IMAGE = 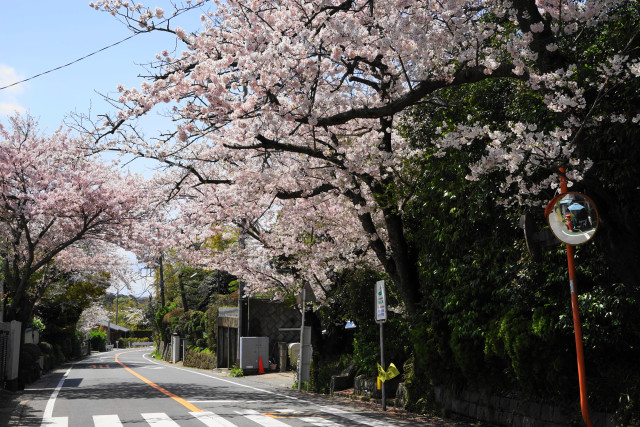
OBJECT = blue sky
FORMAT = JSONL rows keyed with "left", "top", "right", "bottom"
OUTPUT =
{"left": 0, "top": 1, "right": 205, "bottom": 135}
{"left": 0, "top": 1, "right": 211, "bottom": 296}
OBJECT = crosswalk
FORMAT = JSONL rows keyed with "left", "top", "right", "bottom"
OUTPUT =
{"left": 42, "top": 407, "right": 397, "bottom": 427}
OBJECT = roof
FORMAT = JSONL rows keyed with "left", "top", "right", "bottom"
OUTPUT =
{"left": 218, "top": 307, "right": 239, "bottom": 318}
{"left": 96, "top": 322, "right": 130, "bottom": 332}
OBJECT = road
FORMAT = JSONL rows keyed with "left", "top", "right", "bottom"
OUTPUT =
{"left": 11, "top": 349, "right": 453, "bottom": 427}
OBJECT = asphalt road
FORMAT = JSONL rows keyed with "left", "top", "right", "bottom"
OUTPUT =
{"left": 6, "top": 349, "right": 467, "bottom": 426}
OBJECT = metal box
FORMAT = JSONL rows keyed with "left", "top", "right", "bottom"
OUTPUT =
{"left": 239, "top": 337, "right": 269, "bottom": 370}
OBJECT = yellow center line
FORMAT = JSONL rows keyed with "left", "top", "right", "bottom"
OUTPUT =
{"left": 115, "top": 352, "right": 202, "bottom": 413}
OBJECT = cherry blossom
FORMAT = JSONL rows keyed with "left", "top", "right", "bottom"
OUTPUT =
{"left": 86, "top": 0, "right": 640, "bottom": 316}
{"left": 0, "top": 114, "right": 154, "bottom": 326}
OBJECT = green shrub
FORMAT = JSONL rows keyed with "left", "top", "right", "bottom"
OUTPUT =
{"left": 39, "top": 341, "right": 53, "bottom": 355}
{"left": 229, "top": 365, "right": 244, "bottom": 377}
{"left": 53, "top": 344, "right": 65, "bottom": 365}
{"left": 89, "top": 330, "right": 107, "bottom": 352}
{"left": 155, "top": 304, "right": 177, "bottom": 343}
{"left": 183, "top": 346, "right": 217, "bottom": 370}
{"left": 20, "top": 343, "right": 42, "bottom": 384}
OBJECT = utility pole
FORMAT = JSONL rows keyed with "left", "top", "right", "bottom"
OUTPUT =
{"left": 115, "top": 288, "right": 119, "bottom": 325}
{"left": 178, "top": 271, "right": 189, "bottom": 311}
{"left": 0, "top": 256, "right": 5, "bottom": 322}
{"left": 298, "top": 284, "right": 306, "bottom": 392}
{"left": 158, "top": 255, "right": 165, "bottom": 308}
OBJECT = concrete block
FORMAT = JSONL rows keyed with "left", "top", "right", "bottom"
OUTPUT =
{"left": 540, "top": 404, "right": 554, "bottom": 421}
{"left": 450, "top": 399, "right": 469, "bottom": 415}
{"left": 433, "top": 386, "right": 442, "bottom": 402}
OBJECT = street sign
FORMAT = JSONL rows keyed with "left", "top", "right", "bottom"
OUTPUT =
{"left": 375, "top": 280, "right": 387, "bottom": 322}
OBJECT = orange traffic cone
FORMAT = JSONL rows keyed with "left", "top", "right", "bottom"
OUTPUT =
{"left": 258, "top": 356, "right": 265, "bottom": 374}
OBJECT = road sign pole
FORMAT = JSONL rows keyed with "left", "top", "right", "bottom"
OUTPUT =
{"left": 375, "top": 280, "right": 387, "bottom": 411}
{"left": 379, "top": 320, "right": 386, "bottom": 411}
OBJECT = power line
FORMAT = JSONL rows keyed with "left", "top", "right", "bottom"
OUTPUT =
{"left": 0, "top": 33, "right": 140, "bottom": 91}
{"left": 0, "top": 3, "right": 205, "bottom": 92}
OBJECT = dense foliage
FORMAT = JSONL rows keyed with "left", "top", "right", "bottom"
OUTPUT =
{"left": 89, "top": 330, "right": 107, "bottom": 353}
{"left": 399, "top": 75, "right": 640, "bottom": 422}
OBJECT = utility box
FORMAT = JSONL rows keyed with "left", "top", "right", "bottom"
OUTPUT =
{"left": 239, "top": 337, "right": 269, "bottom": 371}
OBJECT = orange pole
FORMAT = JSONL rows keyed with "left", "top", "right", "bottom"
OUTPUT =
{"left": 559, "top": 169, "right": 594, "bottom": 427}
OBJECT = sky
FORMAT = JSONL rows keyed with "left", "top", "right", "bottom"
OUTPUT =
{"left": 0, "top": 1, "right": 211, "bottom": 297}
{"left": 0, "top": 1, "right": 208, "bottom": 135}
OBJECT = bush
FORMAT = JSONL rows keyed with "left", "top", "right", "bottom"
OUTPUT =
{"left": 53, "top": 344, "right": 65, "bottom": 366}
{"left": 72, "top": 330, "right": 85, "bottom": 359}
{"left": 89, "top": 330, "right": 107, "bottom": 352}
{"left": 229, "top": 365, "right": 244, "bottom": 377}
{"left": 183, "top": 346, "right": 217, "bottom": 370}
{"left": 155, "top": 304, "right": 177, "bottom": 343}
{"left": 39, "top": 341, "right": 53, "bottom": 355}
{"left": 20, "top": 343, "right": 42, "bottom": 384}
{"left": 130, "top": 329, "right": 153, "bottom": 340}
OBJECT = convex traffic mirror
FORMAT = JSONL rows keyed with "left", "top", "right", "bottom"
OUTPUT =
{"left": 546, "top": 192, "right": 599, "bottom": 245}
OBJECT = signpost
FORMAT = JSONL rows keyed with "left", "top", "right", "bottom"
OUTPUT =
{"left": 375, "top": 280, "right": 387, "bottom": 411}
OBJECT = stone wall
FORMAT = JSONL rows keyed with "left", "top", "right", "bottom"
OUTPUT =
{"left": 394, "top": 382, "right": 615, "bottom": 427}
{"left": 352, "top": 374, "right": 402, "bottom": 400}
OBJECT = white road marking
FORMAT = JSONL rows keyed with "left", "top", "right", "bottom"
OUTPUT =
{"left": 317, "top": 406, "right": 397, "bottom": 427}
{"left": 300, "top": 417, "right": 344, "bottom": 426}
{"left": 93, "top": 414, "right": 123, "bottom": 426}
{"left": 41, "top": 366, "right": 72, "bottom": 427}
{"left": 190, "top": 411, "right": 239, "bottom": 427}
{"left": 141, "top": 353, "right": 288, "bottom": 396}
{"left": 235, "top": 409, "right": 291, "bottom": 426}
{"left": 40, "top": 417, "right": 68, "bottom": 426}
{"left": 132, "top": 352, "right": 397, "bottom": 427}
{"left": 142, "top": 412, "right": 181, "bottom": 426}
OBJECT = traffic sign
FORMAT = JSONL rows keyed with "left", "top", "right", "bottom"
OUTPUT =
{"left": 375, "top": 280, "right": 387, "bottom": 322}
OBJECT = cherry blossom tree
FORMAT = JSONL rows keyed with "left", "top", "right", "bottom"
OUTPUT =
{"left": 0, "top": 114, "right": 151, "bottom": 333}
{"left": 86, "top": 0, "right": 640, "bottom": 316}
{"left": 78, "top": 301, "right": 110, "bottom": 333}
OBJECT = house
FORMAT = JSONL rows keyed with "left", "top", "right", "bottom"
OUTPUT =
{"left": 95, "top": 322, "right": 130, "bottom": 346}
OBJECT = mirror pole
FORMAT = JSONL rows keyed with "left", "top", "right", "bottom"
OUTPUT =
{"left": 559, "top": 168, "right": 594, "bottom": 427}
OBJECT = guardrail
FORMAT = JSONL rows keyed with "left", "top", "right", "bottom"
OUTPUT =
{"left": 131, "top": 342, "right": 154, "bottom": 347}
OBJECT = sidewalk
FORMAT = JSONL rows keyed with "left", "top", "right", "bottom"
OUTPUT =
{"left": 0, "top": 366, "right": 69, "bottom": 427}
{"left": 212, "top": 367, "right": 298, "bottom": 389}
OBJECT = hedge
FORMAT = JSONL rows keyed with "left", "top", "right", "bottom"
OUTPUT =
{"left": 183, "top": 347, "right": 217, "bottom": 370}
